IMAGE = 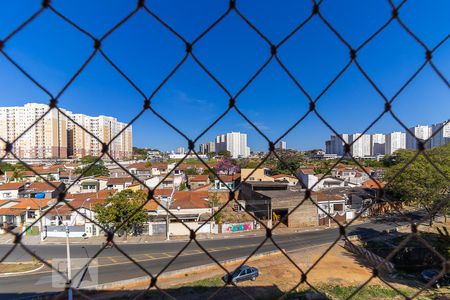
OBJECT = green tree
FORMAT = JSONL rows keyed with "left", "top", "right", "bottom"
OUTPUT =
{"left": 10, "top": 169, "right": 24, "bottom": 182}
{"left": 184, "top": 168, "right": 199, "bottom": 175}
{"left": 384, "top": 144, "right": 450, "bottom": 225}
{"left": 76, "top": 156, "right": 109, "bottom": 177}
{"left": 218, "top": 150, "right": 231, "bottom": 158}
{"left": 179, "top": 182, "right": 187, "bottom": 191}
{"left": 94, "top": 190, "right": 148, "bottom": 236}
{"left": 209, "top": 192, "right": 223, "bottom": 224}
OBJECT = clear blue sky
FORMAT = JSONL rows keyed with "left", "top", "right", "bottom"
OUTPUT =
{"left": 1, "top": 0, "right": 449, "bottom": 151}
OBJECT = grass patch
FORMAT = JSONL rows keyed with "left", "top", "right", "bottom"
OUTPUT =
{"left": 0, "top": 262, "right": 42, "bottom": 274}
{"left": 289, "top": 284, "right": 416, "bottom": 300}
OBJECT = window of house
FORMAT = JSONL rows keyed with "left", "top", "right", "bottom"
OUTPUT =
{"left": 27, "top": 211, "right": 36, "bottom": 218}
{"left": 334, "top": 204, "right": 344, "bottom": 211}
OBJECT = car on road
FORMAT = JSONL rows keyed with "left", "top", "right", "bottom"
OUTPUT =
{"left": 222, "top": 265, "right": 259, "bottom": 284}
{"left": 420, "top": 269, "right": 450, "bottom": 288}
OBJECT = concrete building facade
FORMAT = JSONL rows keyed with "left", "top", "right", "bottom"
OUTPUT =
{"left": 0, "top": 103, "right": 132, "bottom": 159}
{"left": 385, "top": 132, "right": 406, "bottom": 155}
{"left": 325, "top": 134, "right": 349, "bottom": 156}
{"left": 406, "top": 125, "right": 432, "bottom": 149}
{"left": 215, "top": 132, "right": 250, "bottom": 158}
{"left": 371, "top": 134, "right": 386, "bottom": 155}
{"left": 431, "top": 121, "right": 450, "bottom": 148}
{"left": 349, "top": 133, "right": 371, "bottom": 158}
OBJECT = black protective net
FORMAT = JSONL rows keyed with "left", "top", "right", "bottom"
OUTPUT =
{"left": 0, "top": 0, "right": 449, "bottom": 299}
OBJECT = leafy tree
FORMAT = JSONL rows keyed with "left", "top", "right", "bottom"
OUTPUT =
{"left": 209, "top": 192, "right": 223, "bottom": 224}
{"left": 179, "top": 182, "right": 187, "bottom": 191}
{"left": 76, "top": 156, "right": 109, "bottom": 177}
{"left": 184, "top": 168, "right": 199, "bottom": 175}
{"left": 384, "top": 144, "right": 450, "bottom": 225}
{"left": 207, "top": 151, "right": 216, "bottom": 159}
{"left": 10, "top": 169, "right": 24, "bottom": 182}
{"left": 94, "top": 190, "right": 148, "bottom": 236}
{"left": 0, "top": 162, "right": 15, "bottom": 174}
{"left": 217, "top": 150, "right": 231, "bottom": 158}
{"left": 80, "top": 155, "right": 99, "bottom": 165}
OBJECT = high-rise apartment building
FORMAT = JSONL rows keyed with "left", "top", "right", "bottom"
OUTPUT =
{"left": 278, "top": 141, "right": 287, "bottom": 150}
{"left": 325, "top": 134, "right": 349, "bottom": 156}
{"left": 0, "top": 103, "right": 132, "bottom": 159}
{"left": 431, "top": 121, "right": 450, "bottom": 148}
{"left": 0, "top": 103, "right": 67, "bottom": 159}
{"left": 199, "top": 141, "right": 215, "bottom": 155}
{"left": 406, "top": 125, "right": 432, "bottom": 149}
{"left": 371, "top": 134, "right": 386, "bottom": 155}
{"left": 385, "top": 132, "right": 406, "bottom": 155}
{"left": 67, "top": 114, "right": 132, "bottom": 159}
{"left": 215, "top": 132, "right": 250, "bottom": 158}
{"left": 349, "top": 133, "right": 371, "bottom": 158}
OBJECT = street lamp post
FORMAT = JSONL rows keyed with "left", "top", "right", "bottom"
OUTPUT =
{"left": 65, "top": 225, "right": 72, "bottom": 300}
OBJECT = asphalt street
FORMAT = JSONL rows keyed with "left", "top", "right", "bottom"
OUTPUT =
{"left": 0, "top": 217, "right": 412, "bottom": 299}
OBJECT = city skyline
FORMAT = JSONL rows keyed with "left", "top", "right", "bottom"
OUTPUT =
{"left": 325, "top": 121, "right": 449, "bottom": 157}
{"left": 1, "top": 1, "right": 448, "bottom": 151}
{"left": 0, "top": 103, "right": 132, "bottom": 159}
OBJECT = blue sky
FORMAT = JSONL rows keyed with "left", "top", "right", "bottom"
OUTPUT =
{"left": 1, "top": 0, "right": 449, "bottom": 151}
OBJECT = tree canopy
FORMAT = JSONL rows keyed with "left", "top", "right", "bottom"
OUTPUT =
{"left": 384, "top": 144, "right": 450, "bottom": 222}
{"left": 94, "top": 190, "right": 148, "bottom": 236}
{"left": 76, "top": 156, "right": 109, "bottom": 177}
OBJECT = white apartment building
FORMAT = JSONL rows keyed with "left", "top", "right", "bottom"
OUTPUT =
{"left": 385, "top": 132, "right": 406, "bottom": 155}
{"left": 0, "top": 103, "right": 68, "bottom": 159}
{"left": 199, "top": 141, "right": 215, "bottom": 155}
{"left": 215, "top": 132, "right": 250, "bottom": 158}
{"left": 371, "top": 134, "right": 386, "bottom": 155}
{"left": 278, "top": 141, "right": 287, "bottom": 150}
{"left": 66, "top": 113, "right": 132, "bottom": 159}
{"left": 325, "top": 134, "right": 349, "bottom": 156}
{"left": 431, "top": 121, "right": 450, "bottom": 148}
{"left": 349, "top": 133, "right": 371, "bottom": 158}
{"left": 0, "top": 103, "right": 132, "bottom": 159}
{"left": 406, "top": 125, "right": 432, "bottom": 149}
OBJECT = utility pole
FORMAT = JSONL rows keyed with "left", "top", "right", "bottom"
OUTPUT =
{"left": 328, "top": 199, "right": 331, "bottom": 228}
{"left": 165, "top": 184, "right": 177, "bottom": 240}
{"left": 39, "top": 198, "right": 43, "bottom": 241}
{"left": 65, "top": 225, "right": 73, "bottom": 300}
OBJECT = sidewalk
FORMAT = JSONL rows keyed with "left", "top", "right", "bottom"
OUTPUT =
{"left": 0, "top": 221, "right": 349, "bottom": 246}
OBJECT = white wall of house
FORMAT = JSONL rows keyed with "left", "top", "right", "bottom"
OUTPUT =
{"left": 0, "top": 189, "right": 20, "bottom": 199}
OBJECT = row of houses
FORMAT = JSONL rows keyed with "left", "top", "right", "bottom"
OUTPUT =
{"left": 0, "top": 160, "right": 385, "bottom": 237}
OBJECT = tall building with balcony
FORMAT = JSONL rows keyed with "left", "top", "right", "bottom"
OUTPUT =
{"left": 349, "top": 133, "right": 371, "bottom": 158}
{"left": 431, "top": 121, "right": 450, "bottom": 148}
{"left": 325, "top": 134, "right": 349, "bottom": 156}
{"left": 0, "top": 103, "right": 67, "bottom": 159}
{"left": 406, "top": 125, "right": 432, "bottom": 149}
{"left": 215, "top": 132, "right": 250, "bottom": 158}
{"left": 371, "top": 134, "right": 386, "bottom": 155}
{"left": 199, "top": 141, "right": 215, "bottom": 155}
{"left": 385, "top": 132, "right": 406, "bottom": 155}
{"left": 0, "top": 103, "right": 132, "bottom": 159}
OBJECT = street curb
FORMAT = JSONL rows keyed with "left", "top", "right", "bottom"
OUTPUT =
{"left": 0, "top": 263, "right": 44, "bottom": 277}
{"left": 85, "top": 249, "right": 281, "bottom": 290}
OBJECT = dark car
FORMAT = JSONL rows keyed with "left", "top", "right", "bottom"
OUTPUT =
{"left": 222, "top": 265, "right": 259, "bottom": 284}
{"left": 421, "top": 269, "right": 450, "bottom": 288}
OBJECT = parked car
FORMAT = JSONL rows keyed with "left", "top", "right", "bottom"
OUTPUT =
{"left": 421, "top": 269, "right": 450, "bottom": 288}
{"left": 222, "top": 265, "right": 259, "bottom": 284}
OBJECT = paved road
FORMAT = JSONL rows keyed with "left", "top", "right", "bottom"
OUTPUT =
{"left": 0, "top": 217, "right": 411, "bottom": 299}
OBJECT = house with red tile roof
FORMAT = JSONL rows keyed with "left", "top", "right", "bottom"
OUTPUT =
{"left": 0, "top": 198, "right": 54, "bottom": 229}
{"left": 187, "top": 175, "right": 210, "bottom": 190}
{"left": 0, "top": 182, "right": 27, "bottom": 199}
{"left": 22, "top": 181, "right": 66, "bottom": 199}
{"left": 271, "top": 174, "right": 299, "bottom": 186}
